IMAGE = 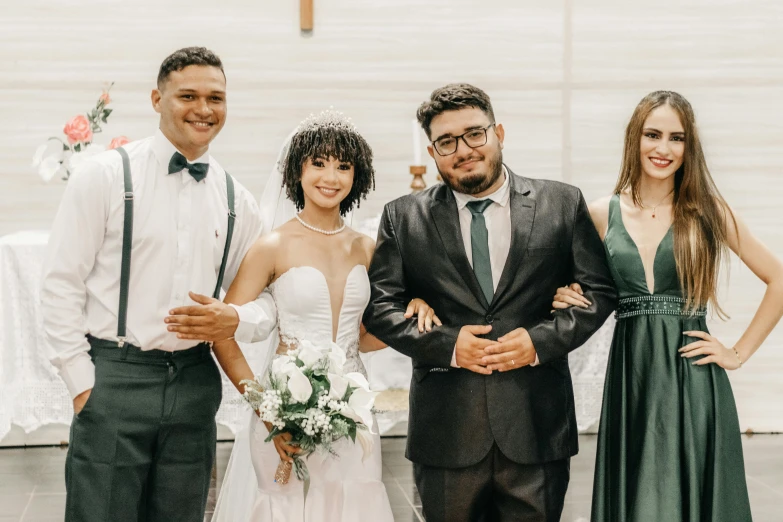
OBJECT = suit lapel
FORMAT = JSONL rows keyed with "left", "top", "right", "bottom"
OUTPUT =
{"left": 493, "top": 172, "right": 535, "bottom": 306}
{"left": 430, "top": 187, "right": 490, "bottom": 309}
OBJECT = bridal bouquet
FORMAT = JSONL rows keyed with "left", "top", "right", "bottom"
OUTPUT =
{"left": 32, "top": 82, "right": 130, "bottom": 182}
{"left": 240, "top": 339, "right": 377, "bottom": 487}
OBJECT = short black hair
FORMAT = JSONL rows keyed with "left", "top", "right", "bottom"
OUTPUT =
{"left": 281, "top": 125, "right": 375, "bottom": 216}
{"left": 157, "top": 47, "right": 225, "bottom": 88}
{"left": 416, "top": 83, "right": 496, "bottom": 139}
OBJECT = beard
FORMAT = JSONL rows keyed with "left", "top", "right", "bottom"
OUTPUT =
{"left": 437, "top": 148, "right": 503, "bottom": 195}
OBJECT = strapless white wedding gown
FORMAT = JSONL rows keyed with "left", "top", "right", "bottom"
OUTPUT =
{"left": 216, "top": 265, "right": 394, "bottom": 522}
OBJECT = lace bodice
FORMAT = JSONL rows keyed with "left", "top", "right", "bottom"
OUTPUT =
{"left": 268, "top": 265, "right": 370, "bottom": 376}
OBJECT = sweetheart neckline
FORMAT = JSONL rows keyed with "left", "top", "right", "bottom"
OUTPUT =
{"left": 270, "top": 264, "right": 367, "bottom": 343}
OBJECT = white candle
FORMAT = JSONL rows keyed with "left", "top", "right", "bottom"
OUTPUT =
{"left": 412, "top": 119, "right": 422, "bottom": 166}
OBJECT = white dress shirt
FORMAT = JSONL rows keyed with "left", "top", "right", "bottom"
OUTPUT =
{"left": 450, "top": 168, "right": 538, "bottom": 367}
{"left": 452, "top": 168, "right": 512, "bottom": 291}
{"left": 42, "top": 130, "right": 275, "bottom": 398}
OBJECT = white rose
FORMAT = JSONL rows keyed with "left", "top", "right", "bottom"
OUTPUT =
{"left": 347, "top": 387, "right": 377, "bottom": 428}
{"left": 287, "top": 366, "right": 313, "bottom": 404}
{"left": 298, "top": 342, "right": 325, "bottom": 369}
{"left": 33, "top": 139, "right": 64, "bottom": 166}
{"left": 328, "top": 342, "right": 347, "bottom": 372}
{"left": 32, "top": 143, "right": 48, "bottom": 167}
{"left": 340, "top": 404, "right": 362, "bottom": 425}
{"left": 345, "top": 372, "right": 371, "bottom": 392}
{"left": 33, "top": 140, "right": 66, "bottom": 182}
{"left": 271, "top": 355, "right": 297, "bottom": 382}
{"left": 328, "top": 373, "right": 349, "bottom": 400}
{"left": 38, "top": 157, "right": 63, "bottom": 182}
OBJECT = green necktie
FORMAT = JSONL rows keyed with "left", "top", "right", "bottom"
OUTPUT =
{"left": 466, "top": 199, "right": 494, "bottom": 304}
{"left": 168, "top": 151, "right": 209, "bottom": 182}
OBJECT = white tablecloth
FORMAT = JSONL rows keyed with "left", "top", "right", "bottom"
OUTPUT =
{"left": 0, "top": 228, "right": 613, "bottom": 443}
{"left": 0, "top": 230, "right": 263, "bottom": 441}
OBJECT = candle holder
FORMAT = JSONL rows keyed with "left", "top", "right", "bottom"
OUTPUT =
{"left": 409, "top": 165, "right": 427, "bottom": 192}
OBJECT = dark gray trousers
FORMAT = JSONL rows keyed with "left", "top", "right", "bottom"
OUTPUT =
{"left": 414, "top": 444, "right": 570, "bottom": 522}
{"left": 64, "top": 338, "right": 222, "bottom": 522}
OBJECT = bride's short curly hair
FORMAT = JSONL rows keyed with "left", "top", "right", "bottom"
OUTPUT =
{"left": 281, "top": 124, "right": 375, "bottom": 216}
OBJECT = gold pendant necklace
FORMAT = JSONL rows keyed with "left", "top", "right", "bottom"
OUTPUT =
{"left": 640, "top": 188, "right": 674, "bottom": 219}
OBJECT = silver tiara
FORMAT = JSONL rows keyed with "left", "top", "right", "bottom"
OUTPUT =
{"left": 295, "top": 107, "right": 358, "bottom": 134}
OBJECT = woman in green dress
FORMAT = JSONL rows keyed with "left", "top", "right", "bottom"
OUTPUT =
{"left": 554, "top": 90, "right": 783, "bottom": 521}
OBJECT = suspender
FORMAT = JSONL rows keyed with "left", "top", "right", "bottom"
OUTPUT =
{"left": 214, "top": 174, "right": 236, "bottom": 299}
{"left": 114, "top": 147, "right": 236, "bottom": 347}
{"left": 116, "top": 147, "right": 134, "bottom": 348}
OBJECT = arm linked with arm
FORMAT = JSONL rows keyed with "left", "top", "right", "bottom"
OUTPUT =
{"left": 220, "top": 182, "right": 277, "bottom": 344}
{"left": 527, "top": 190, "right": 617, "bottom": 364}
{"left": 362, "top": 205, "right": 459, "bottom": 367}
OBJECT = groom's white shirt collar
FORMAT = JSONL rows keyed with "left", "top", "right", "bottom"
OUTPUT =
{"left": 151, "top": 129, "right": 211, "bottom": 175}
{"left": 451, "top": 166, "right": 510, "bottom": 209}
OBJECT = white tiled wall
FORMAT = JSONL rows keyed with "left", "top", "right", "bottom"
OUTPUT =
{"left": 1, "top": 0, "right": 781, "bottom": 430}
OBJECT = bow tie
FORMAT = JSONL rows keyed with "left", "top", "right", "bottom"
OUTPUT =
{"left": 168, "top": 152, "right": 209, "bottom": 182}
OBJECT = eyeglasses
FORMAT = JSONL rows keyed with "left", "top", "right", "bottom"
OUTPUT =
{"left": 431, "top": 124, "right": 496, "bottom": 156}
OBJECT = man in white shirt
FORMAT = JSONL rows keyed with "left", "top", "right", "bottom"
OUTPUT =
{"left": 41, "top": 47, "right": 273, "bottom": 522}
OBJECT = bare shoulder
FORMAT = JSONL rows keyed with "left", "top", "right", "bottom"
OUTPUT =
{"left": 588, "top": 195, "right": 612, "bottom": 221}
{"left": 247, "top": 228, "right": 283, "bottom": 258}
{"left": 231, "top": 229, "right": 281, "bottom": 291}
{"left": 588, "top": 195, "right": 613, "bottom": 239}
{"left": 345, "top": 227, "right": 376, "bottom": 265}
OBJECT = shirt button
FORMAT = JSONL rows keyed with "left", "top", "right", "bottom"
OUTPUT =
{"left": 485, "top": 314, "right": 494, "bottom": 323}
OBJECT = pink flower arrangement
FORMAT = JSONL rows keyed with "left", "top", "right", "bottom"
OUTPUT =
{"left": 63, "top": 115, "right": 93, "bottom": 145}
{"left": 108, "top": 136, "right": 130, "bottom": 150}
{"left": 33, "top": 82, "right": 131, "bottom": 181}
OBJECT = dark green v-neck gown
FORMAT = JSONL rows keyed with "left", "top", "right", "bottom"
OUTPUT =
{"left": 591, "top": 195, "right": 752, "bottom": 521}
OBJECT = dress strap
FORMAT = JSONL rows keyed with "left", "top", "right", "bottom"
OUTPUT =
{"left": 114, "top": 147, "right": 134, "bottom": 347}
{"left": 607, "top": 194, "right": 622, "bottom": 228}
{"left": 213, "top": 171, "right": 236, "bottom": 299}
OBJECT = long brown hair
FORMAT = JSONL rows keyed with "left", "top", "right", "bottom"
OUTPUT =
{"left": 614, "top": 90, "right": 735, "bottom": 316}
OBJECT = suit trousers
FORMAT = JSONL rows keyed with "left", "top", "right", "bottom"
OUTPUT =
{"left": 414, "top": 443, "right": 570, "bottom": 522}
{"left": 64, "top": 338, "right": 222, "bottom": 522}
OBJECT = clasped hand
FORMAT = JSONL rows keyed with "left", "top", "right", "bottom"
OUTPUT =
{"left": 455, "top": 325, "right": 537, "bottom": 375}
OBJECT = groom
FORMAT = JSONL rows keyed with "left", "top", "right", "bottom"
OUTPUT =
{"left": 363, "top": 84, "right": 616, "bottom": 521}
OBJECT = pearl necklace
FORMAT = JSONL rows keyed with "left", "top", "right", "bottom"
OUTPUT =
{"left": 295, "top": 213, "right": 346, "bottom": 235}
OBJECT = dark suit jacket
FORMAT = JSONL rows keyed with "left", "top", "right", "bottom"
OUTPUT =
{"left": 363, "top": 169, "right": 616, "bottom": 468}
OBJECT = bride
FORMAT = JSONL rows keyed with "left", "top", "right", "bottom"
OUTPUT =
{"left": 211, "top": 110, "right": 437, "bottom": 521}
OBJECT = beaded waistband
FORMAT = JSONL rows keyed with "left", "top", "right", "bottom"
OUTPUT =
{"left": 615, "top": 295, "right": 707, "bottom": 320}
